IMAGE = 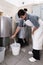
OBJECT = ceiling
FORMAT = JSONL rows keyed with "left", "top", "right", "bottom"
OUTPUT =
{"left": 5, "top": 0, "right": 43, "bottom": 7}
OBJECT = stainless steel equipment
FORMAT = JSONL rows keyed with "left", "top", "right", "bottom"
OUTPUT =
{"left": 0, "top": 16, "right": 12, "bottom": 37}
{"left": 0, "top": 16, "right": 12, "bottom": 47}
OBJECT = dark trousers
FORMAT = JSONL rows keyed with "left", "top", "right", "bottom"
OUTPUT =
{"left": 17, "top": 38, "right": 28, "bottom": 47}
{"left": 0, "top": 38, "right": 3, "bottom": 46}
{"left": 33, "top": 49, "right": 40, "bottom": 60}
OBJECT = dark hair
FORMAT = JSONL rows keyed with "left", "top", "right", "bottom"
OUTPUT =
{"left": 24, "top": 8, "right": 27, "bottom": 12}
{"left": 18, "top": 9, "right": 26, "bottom": 18}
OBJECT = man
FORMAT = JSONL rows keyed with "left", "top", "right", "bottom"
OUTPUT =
{"left": 11, "top": 9, "right": 28, "bottom": 47}
{"left": 11, "top": 9, "right": 43, "bottom": 62}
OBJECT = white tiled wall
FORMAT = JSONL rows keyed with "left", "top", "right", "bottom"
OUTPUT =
{"left": 32, "top": 4, "right": 43, "bottom": 20}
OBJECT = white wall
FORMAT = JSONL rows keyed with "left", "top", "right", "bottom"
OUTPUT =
{"left": 18, "top": 5, "right": 32, "bottom": 14}
{"left": 32, "top": 4, "right": 43, "bottom": 20}
{"left": 0, "top": 0, "right": 18, "bottom": 17}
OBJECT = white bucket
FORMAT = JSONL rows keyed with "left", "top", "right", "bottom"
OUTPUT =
{"left": 0, "top": 47, "right": 5, "bottom": 63}
{"left": 10, "top": 42, "right": 20, "bottom": 56}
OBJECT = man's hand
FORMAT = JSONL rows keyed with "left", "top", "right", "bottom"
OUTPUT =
{"left": 10, "top": 35, "right": 15, "bottom": 39}
{"left": 32, "top": 31, "right": 34, "bottom": 34}
{"left": 32, "top": 27, "right": 38, "bottom": 34}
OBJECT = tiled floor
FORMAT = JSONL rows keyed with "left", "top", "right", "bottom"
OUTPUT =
{"left": 0, "top": 44, "right": 43, "bottom": 65}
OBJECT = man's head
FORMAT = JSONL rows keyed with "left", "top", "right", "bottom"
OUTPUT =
{"left": 18, "top": 9, "right": 26, "bottom": 20}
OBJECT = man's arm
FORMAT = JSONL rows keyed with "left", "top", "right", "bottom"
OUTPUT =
{"left": 32, "top": 18, "right": 43, "bottom": 34}
{"left": 11, "top": 27, "right": 21, "bottom": 39}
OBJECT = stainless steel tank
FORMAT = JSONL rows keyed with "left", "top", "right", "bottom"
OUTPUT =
{"left": 0, "top": 16, "right": 12, "bottom": 37}
{"left": 0, "top": 16, "right": 12, "bottom": 47}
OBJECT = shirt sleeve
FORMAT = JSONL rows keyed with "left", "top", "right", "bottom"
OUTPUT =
{"left": 24, "top": 20, "right": 34, "bottom": 27}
